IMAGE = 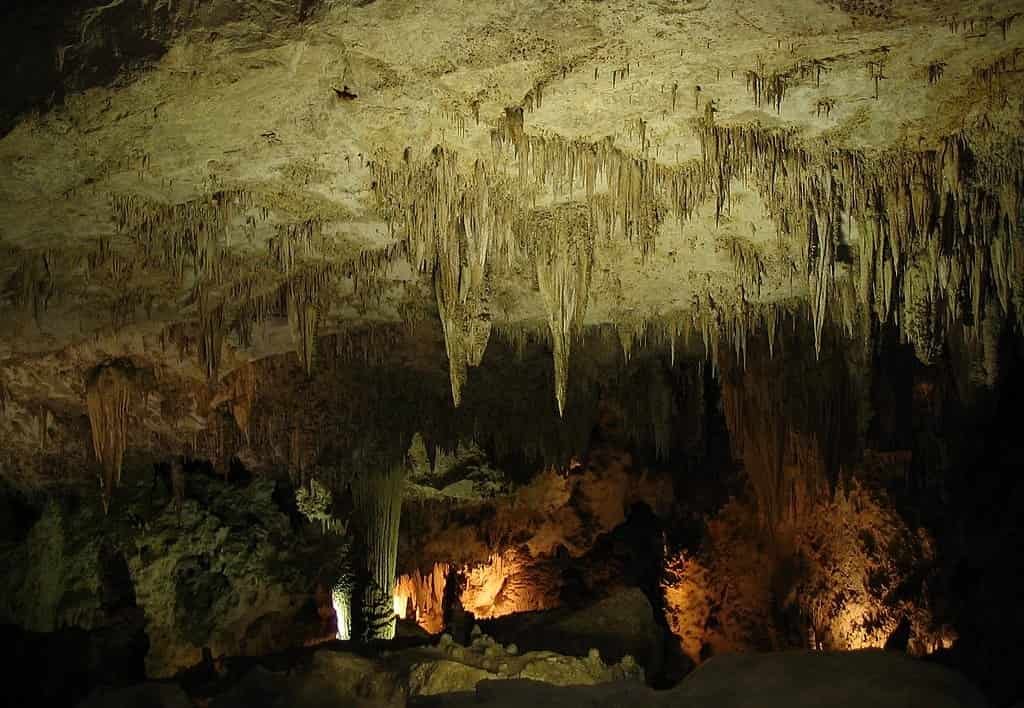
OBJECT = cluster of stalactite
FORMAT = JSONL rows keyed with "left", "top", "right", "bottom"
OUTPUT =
{"left": 101, "top": 185, "right": 408, "bottom": 384}
{"left": 228, "top": 242, "right": 405, "bottom": 356}
{"left": 3, "top": 251, "right": 54, "bottom": 325}
{"left": 745, "top": 67, "right": 788, "bottom": 113}
{"left": 973, "top": 48, "right": 1023, "bottom": 106}
{"left": 696, "top": 114, "right": 1024, "bottom": 362}
{"left": 370, "top": 148, "right": 517, "bottom": 403}
{"left": 717, "top": 314, "right": 866, "bottom": 525}
{"left": 371, "top": 147, "right": 517, "bottom": 276}
{"left": 487, "top": 129, "right": 699, "bottom": 256}
{"left": 269, "top": 219, "right": 323, "bottom": 274}
{"left": 369, "top": 129, "right": 726, "bottom": 409}
{"left": 85, "top": 361, "right": 136, "bottom": 513}
{"left": 494, "top": 89, "right": 1023, "bottom": 370}
{"left": 23, "top": 51, "right": 1010, "bottom": 483}
{"left": 721, "top": 235, "right": 768, "bottom": 299}
{"left": 110, "top": 189, "right": 262, "bottom": 282}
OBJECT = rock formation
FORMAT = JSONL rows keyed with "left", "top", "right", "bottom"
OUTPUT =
{"left": 2, "top": 1, "right": 1024, "bottom": 705}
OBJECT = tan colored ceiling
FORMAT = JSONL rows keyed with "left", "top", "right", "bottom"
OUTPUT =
{"left": 0, "top": 0, "right": 1022, "bottom": 493}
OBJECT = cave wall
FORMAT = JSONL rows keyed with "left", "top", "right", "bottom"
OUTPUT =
{"left": 0, "top": 466, "right": 342, "bottom": 679}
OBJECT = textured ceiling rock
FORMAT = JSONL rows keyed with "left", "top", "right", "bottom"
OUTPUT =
{"left": 1, "top": 0, "right": 1023, "bottom": 494}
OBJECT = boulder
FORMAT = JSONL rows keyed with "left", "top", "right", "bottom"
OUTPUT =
{"left": 409, "top": 650, "right": 988, "bottom": 708}
{"left": 408, "top": 660, "right": 493, "bottom": 696}
{"left": 482, "top": 588, "right": 664, "bottom": 676}
{"left": 672, "top": 650, "right": 988, "bottom": 708}
{"left": 210, "top": 651, "right": 405, "bottom": 708}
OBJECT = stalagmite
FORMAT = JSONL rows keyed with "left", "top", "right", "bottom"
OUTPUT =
{"left": 332, "top": 581, "right": 354, "bottom": 640}
{"left": 85, "top": 362, "right": 135, "bottom": 513}
{"left": 351, "top": 463, "right": 406, "bottom": 640}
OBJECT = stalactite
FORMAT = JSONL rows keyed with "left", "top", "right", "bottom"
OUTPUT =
{"left": 528, "top": 204, "right": 594, "bottom": 416}
{"left": 198, "top": 303, "right": 225, "bottom": 381}
{"left": 85, "top": 362, "right": 135, "bottom": 514}
{"left": 372, "top": 149, "right": 516, "bottom": 404}
{"left": 745, "top": 65, "right": 787, "bottom": 113}
{"left": 393, "top": 562, "right": 449, "bottom": 633}
{"left": 364, "top": 85, "right": 1022, "bottom": 376}
{"left": 233, "top": 363, "right": 257, "bottom": 443}
{"left": 927, "top": 61, "right": 946, "bottom": 85}
{"left": 4, "top": 252, "right": 54, "bottom": 324}
{"left": 287, "top": 280, "right": 320, "bottom": 376}
{"left": 110, "top": 189, "right": 259, "bottom": 281}
{"left": 351, "top": 463, "right": 407, "bottom": 641}
{"left": 719, "top": 315, "right": 864, "bottom": 527}
{"left": 269, "top": 219, "right": 321, "bottom": 274}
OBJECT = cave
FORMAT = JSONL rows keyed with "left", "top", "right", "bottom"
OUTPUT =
{"left": 1, "top": 1, "right": 1023, "bottom": 707}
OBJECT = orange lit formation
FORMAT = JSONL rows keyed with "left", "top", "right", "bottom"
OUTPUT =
{"left": 394, "top": 549, "right": 558, "bottom": 633}
{"left": 661, "top": 484, "right": 956, "bottom": 664}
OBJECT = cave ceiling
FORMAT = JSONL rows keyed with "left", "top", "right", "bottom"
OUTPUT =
{"left": 1, "top": 0, "right": 1023, "bottom": 494}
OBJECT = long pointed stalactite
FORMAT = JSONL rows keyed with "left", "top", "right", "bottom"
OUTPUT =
{"left": 85, "top": 362, "right": 135, "bottom": 514}
{"left": 718, "top": 318, "right": 865, "bottom": 526}
{"left": 287, "top": 280, "right": 320, "bottom": 377}
{"left": 372, "top": 149, "right": 512, "bottom": 405}
{"left": 528, "top": 204, "right": 594, "bottom": 416}
{"left": 198, "top": 302, "right": 225, "bottom": 382}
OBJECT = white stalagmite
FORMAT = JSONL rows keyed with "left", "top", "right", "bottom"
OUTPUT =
{"left": 351, "top": 464, "right": 406, "bottom": 640}
{"left": 332, "top": 581, "right": 354, "bottom": 641}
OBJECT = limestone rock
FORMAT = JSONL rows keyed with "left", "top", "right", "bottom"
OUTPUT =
{"left": 408, "top": 659, "right": 494, "bottom": 696}
{"left": 411, "top": 651, "right": 986, "bottom": 708}
{"left": 0, "top": 474, "right": 335, "bottom": 679}
{"left": 671, "top": 650, "right": 987, "bottom": 708}
{"left": 483, "top": 588, "right": 663, "bottom": 677}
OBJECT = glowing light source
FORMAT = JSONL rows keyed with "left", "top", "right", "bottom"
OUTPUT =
{"left": 332, "top": 587, "right": 351, "bottom": 641}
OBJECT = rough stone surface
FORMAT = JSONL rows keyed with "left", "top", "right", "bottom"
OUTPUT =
{"left": 411, "top": 650, "right": 988, "bottom": 708}
{"left": 483, "top": 587, "right": 664, "bottom": 676}
{"left": 408, "top": 660, "right": 494, "bottom": 696}
{"left": 1, "top": 0, "right": 1022, "bottom": 494}
{"left": 671, "top": 650, "right": 988, "bottom": 708}
{"left": 0, "top": 473, "right": 339, "bottom": 678}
